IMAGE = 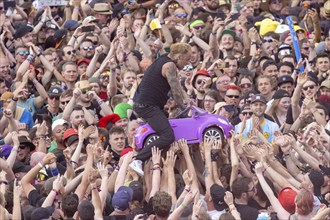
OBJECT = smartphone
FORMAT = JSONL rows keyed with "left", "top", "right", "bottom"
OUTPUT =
{"left": 218, "top": 62, "right": 230, "bottom": 68}
{"left": 82, "top": 26, "right": 95, "bottom": 32}
{"left": 4, "top": 1, "right": 16, "bottom": 10}
{"left": 216, "top": 10, "right": 226, "bottom": 20}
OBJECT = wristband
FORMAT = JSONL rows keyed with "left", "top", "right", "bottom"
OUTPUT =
{"left": 251, "top": 41, "right": 257, "bottom": 45}
{"left": 160, "top": 21, "right": 165, "bottom": 25}
{"left": 12, "top": 97, "right": 18, "bottom": 101}
{"left": 52, "top": 189, "right": 58, "bottom": 194}
{"left": 211, "top": 32, "right": 216, "bottom": 35}
{"left": 38, "top": 162, "right": 44, "bottom": 168}
{"left": 97, "top": 98, "right": 104, "bottom": 105}
{"left": 151, "top": 166, "right": 161, "bottom": 171}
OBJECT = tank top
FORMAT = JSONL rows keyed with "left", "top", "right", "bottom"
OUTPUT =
{"left": 133, "top": 54, "right": 174, "bottom": 109}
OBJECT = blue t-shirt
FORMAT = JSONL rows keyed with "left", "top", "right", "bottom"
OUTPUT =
{"left": 17, "top": 98, "right": 37, "bottom": 115}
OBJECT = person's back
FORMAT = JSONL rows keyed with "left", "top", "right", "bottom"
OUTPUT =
{"left": 133, "top": 54, "right": 172, "bottom": 109}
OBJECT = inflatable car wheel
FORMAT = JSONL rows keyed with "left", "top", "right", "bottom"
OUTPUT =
{"left": 143, "top": 134, "right": 159, "bottom": 148}
{"left": 203, "top": 127, "right": 224, "bottom": 141}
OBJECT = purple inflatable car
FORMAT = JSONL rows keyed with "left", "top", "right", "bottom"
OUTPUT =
{"left": 134, "top": 105, "right": 233, "bottom": 149}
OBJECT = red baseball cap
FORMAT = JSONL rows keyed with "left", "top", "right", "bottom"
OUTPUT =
{"left": 62, "top": 128, "right": 78, "bottom": 147}
{"left": 98, "top": 114, "right": 121, "bottom": 128}
{"left": 77, "top": 58, "right": 90, "bottom": 66}
{"left": 278, "top": 187, "right": 297, "bottom": 214}
{"left": 120, "top": 148, "right": 133, "bottom": 157}
{"left": 192, "top": 69, "right": 210, "bottom": 87}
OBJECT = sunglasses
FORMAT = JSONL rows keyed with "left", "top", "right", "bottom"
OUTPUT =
{"left": 242, "top": 112, "right": 253, "bottom": 116}
{"left": 81, "top": 87, "right": 91, "bottom": 94}
{"left": 175, "top": 13, "right": 187, "bottom": 18}
{"left": 263, "top": 38, "right": 274, "bottom": 43}
{"left": 168, "top": 3, "right": 179, "bottom": 9}
{"left": 193, "top": 25, "right": 205, "bottom": 30}
{"left": 49, "top": 96, "right": 60, "bottom": 100}
{"left": 66, "top": 50, "right": 76, "bottom": 55}
{"left": 196, "top": 79, "right": 204, "bottom": 85}
{"left": 302, "top": 85, "right": 315, "bottom": 91}
{"left": 82, "top": 46, "right": 94, "bottom": 51}
{"left": 183, "top": 65, "right": 193, "bottom": 71}
{"left": 240, "top": 83, "right": 252, "bottom": 89}
{"left": 226, "top": 95, "right": 240, "bottom": 99}
{"left": 302, "top": 47, "right": 309, "bottom": 50}
{"left": 18, "top": 51, "right": 30, "bottom": 56}
{"left": 61, "top": 100, "right": 70, "bottom": 105}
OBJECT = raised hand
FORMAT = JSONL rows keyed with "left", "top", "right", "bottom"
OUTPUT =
{"left": 73, "top": 88, "right": 81, "bottom": 99}
{"left": 102, "top": 147, "right": 112, "bottom": 166}
{"left": 97, "top": 162, "right": 108, "bottom": 178}
{"left": 36, "top": 121, "right": 48, "bottom": 137}
{"left": 63, "top": 147, "right": 73, "bottom": 162}
{"left": 3, "top": 109, "right": 13, "bottom": 119}
{"left": 88, "top": 169, "right": 99, "bottom": 184}
{"left": 43, "top": 153, "right": 56, "bottom": 165}
{"left": 224, "top": 191, "right": 234, "bottom": 206}
{"left": 151, "top": 147, "right": 161, "bottom": 165}
{"left": 297, "top": 72, "right": 308, "bottom": 86}
{"left": 254, "top": 162, "right": 264, "bottom": 175}
{"left": 182, "top": 169, "right": 193, "bottom": 186}
{"left": 53, "top": 175, "right": 64, "bottom": 193}
{"left": 163, "top": 150, "right": 177, "bottom": 168}
{"left": 12, "top": 132, "right": 19, "bottom": 147}
{"left": 177, "top": 139, "right": 189, "bottom": 155}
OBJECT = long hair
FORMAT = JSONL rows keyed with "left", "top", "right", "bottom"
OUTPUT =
{"left": 266, "top": 99, "right": 280, "bottom": 116}
{"left": 295, "top": 189, "right": 314, "bottom": 216}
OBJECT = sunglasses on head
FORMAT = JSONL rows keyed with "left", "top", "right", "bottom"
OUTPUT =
{"left": 303, "top": 85, "right": 315, "bottom": 91}
{"left": 183, "top": 65, "right": 193, "bottom": 71}
{"left": 82, "top": 46, "right": 94, "bottom": 51}
{"left": 240, "top": 83, "right": 252, "bottom": 89}
{"left": 18, "top": 51, "right": 30, "bottom": 56}
{"left": 66, "top": 50, "right": 76, "bottom": 55}
{"left": 193, "top": 25, "right": 205, "bottom": 30}
{"left": 175, "top": 13, "right": 187, "bottom": 18}
{"left": 49, "top": 96, "right": 60, "bottom": 100}
{"left": 242, "top": 112, "right": 253, "bottom": 116}
{"left": 81, "top": 87, "right": 91, "bottom": 94}
{"left": 226, "top": 95, "right": 240, "bottom": 99}
{"left": 168, "top": 3, "right": 179, "bottom": 9}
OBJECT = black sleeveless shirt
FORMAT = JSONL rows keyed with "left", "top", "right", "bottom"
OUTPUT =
{"left": 133, "top": 54, "right": 173, "bottom": 109}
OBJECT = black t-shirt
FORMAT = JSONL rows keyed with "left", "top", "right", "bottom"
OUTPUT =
{"left": 28, "top": 189, "right": 43, "bottom": 206}
{"left": 86, "top": 100, "right": 102, "bottom": 121}
{"left": 235, "top": 203, "right": 259, "bottom": 220}
{"left": 248, "top": 198, "right": 271, "bottom": 211}
{"left": 34, "top": 106, "right": 62, "bottom": 121}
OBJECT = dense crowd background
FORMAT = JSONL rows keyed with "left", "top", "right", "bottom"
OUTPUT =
{"left": 0, "top": 0, "right": 329, "bottom": 219}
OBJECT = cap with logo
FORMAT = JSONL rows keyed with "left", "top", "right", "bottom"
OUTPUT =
{"left": 210, "top": 184, "right": 227, "bottom": 211}
{"left": 48, "top": 86, "right": 63, "bottom": 97}
{"left": 278, "top": 75, "right": 294, "bottom": 86}
{"left": 250, "top": 94, "right": 267, "bottom": 104}
{"left": 112, "top": 186, "right": 133, "bottom": 211}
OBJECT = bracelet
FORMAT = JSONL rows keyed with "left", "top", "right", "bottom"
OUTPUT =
{"left": 97, "top": 98, "right": 104, "bottom": 105}
{"left": 12, "top": 97, "right": 18, "bottom": 101}
{"left": 38, "top": 162, "right": 44, "bottom": 168}
{"left": 153, "top": 162, "right": 161, "bottom": 167}
{"left": 115, "top": 165, "right": 120, "bottom": 172}
{"left": 211, "top": 32, "right": 216, "bottom": 35}
{"left": 184, "top": 187, "right": 190, "bottom": 192}
{"left": 160, "top": 21, "right": 165, "bottom": 25}
{"left": 70, "top": 160, "right": 78, "bottom": 166}
{"left": 283, "top": 153, "right": 290, "bottom": 158}
{"left": 229, "top": 206, "right": 237, "bottom": 212}
{"left": 251, "top": 41, "right": 257, "bottom": 45}
{"left": 73, "top": 35, "right": 78, "bottom": 39}
{"left": 0, "top": 180, "right": 8, "bottom": 185}
{"left": 52, "top": 189, "right": 58, "bottom": 194}
{"left": 151, "top": 166, "right": 161, "bottom": 171}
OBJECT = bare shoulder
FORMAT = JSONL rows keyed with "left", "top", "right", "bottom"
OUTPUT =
{"left": 162, "top": 62, "right": 177, "bottom": 78}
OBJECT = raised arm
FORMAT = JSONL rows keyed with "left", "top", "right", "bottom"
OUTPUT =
{"left": 149, "top": 147, "right": 162, "bottom": 200}
{"left": 163, "top": 62, "right": 185, "bottom": 109}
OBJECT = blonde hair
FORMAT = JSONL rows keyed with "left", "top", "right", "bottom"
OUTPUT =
{"left": 169, "top": 43, "right": 192, "bottom": 56}
{"left": 266, "top": 99, "right": 280, "bottom": 116}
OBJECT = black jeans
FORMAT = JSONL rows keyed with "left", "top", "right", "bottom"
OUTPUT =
{"left": 133, "top": 103, "right": 175, "bottom": 162}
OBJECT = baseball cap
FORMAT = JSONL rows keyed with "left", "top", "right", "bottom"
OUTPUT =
{"left": 320, "top": 79, "right": 330, "bottom": 89}
{"left": 52, "top": 118, "right": 69, "bottom": 131}
{"left": 213, "top": 102, "right": 228, "bottom": 114}
{"left": 278, "top": 75, "right": 294, "bottom": 86}
{"left": 112, "top": 186, "right": 133, "bottom": 211}
{"left": 63, "top": 20, "right": 80, "bottom": 30}
{"left": 220, "top": 29, "right": 236, "bottom": 38}
{"left": 14, "top": 25, "right": 33, "bottom": 39}
{"left": 98, "top": 114, "right": 120, "bottom": 128}
{"left": 210, "top": 184, "right": 226, "bottom": 211}
{"left": 129, "top": 181, "right": 144, "bottom": 202}
{"left": 83, "top": 16, "right": 99, "bottom": 25}
{"left": 75, "top": 80, "right": 90, "bottom": 90}
{"left": 63, "top": 128, "right": 78, "bottom": 147}
{"left": 18, "top": 136, "right": 36, "bottom": 151}
{"left": 308, "top": 170, "right": 324, "bottom": 196}
{"left": 250, "top": 94, "right": 267, "bottom": 104}
{"left": 192, "top": 69, "right": 210, "bottom": 86}
{"left": 12, "top": 161, "right": 31, "bottom": 174}
{"left": 31, "top": 206, "right": 55, "bottom": 220}
{"left": 77, "top": 58, "right": 90, "bottom": 66}
{"left": 150, "top": 18, "right": 161, "bottom": 31}
{"left": 273, "top": 89, "right": 290, "bottom": 100}
{"left": 278, "top": 187, "right": 297, "bottom": 214}
{"left": 48, "top": 86, "right": 63, "bottom": 97}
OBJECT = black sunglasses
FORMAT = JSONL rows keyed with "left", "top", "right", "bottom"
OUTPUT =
{"left": 242, "top": 112, "right": 253, "bottom": 116}
{"left": 83, "top": 46, "right": 94, "bottom": 51}
{"left": 61, "top": 100, "right": 70, "bottom": 105}
{"left": 226, "top": 95, "right": 240, "bottom": 99}
{"left": 81, "top": 88, "right": 91, "bottom": 94}
{"left": 302, "top": 85, "right": 315, "bottom": 91}
{"left": 196, "top": 79, "right": 204, "bottom": 85}
{"left": 49, "top": 96, "right": 60, "bottom": 100}
{"left": 66, "top": 50, "right": 76, "bottom": 55}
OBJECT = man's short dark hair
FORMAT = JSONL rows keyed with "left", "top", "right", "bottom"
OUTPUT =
{"left": 61, "top": 194, "right": 79, "bottom": 217}
{"left": 78, "top": 200, "right": 95, "bottom": 220}
{"left": 232, "top": 177, "right": 252, "bottom": 199}
{"left": 152, "top": 191, "right": 172, "bottom": 218}
{"left": 279, "top": 62, "right": 294, "bottom": 72}
{"left": 262, "top": 60, "right": 278, "bottom": 71}
{"left": 109, "top": 126, "right": 125, "bottom": 136}
{"left": 316, "top": 53, "right": 330, "bottom": 62}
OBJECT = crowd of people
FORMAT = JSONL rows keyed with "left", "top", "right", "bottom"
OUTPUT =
{"left": 0, "top": 0, "right": 329, "bottom": 219}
